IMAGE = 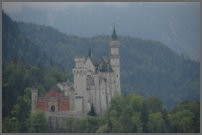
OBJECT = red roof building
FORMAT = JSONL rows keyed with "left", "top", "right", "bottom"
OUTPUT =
{"left": 37, "top": 89, "right": 70, "bottom": 112}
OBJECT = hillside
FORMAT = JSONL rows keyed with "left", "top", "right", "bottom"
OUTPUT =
{"left": 4, "top": 3, "right": 200, "bottom": 60}
{"left": 17, "top": 22, "right": 200, "bottom": 109}
{"left": 3, "top": 12, "right": 42, "bottom": 65}
{"left": 2, "top": 11, "right": 69, "bottom": 132}
{"left": 2, "top": 12, "right": 63, "bottom": 71}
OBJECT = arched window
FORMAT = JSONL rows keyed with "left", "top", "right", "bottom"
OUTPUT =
{"left": 51, "top": 105, "right": 55, "bottom": 112}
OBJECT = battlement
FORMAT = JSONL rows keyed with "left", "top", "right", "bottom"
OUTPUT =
{"left": 110, "top": 41, "right": 119, "bottom": 48}
{"left": 74, "top": 55, "right": 85, "bottom": 62}
{"left": 31, "top": 88, "right": 38, "bottom": 93}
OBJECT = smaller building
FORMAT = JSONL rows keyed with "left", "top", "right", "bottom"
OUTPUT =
{"left": 36, "top": 88, "right": 70, "bottom": 112}
{"left": 31, "top": 87, "right": 79, "bottom": 129}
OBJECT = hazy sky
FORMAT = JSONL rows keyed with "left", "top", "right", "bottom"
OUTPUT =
{"left": 2, "top": 2, "right": 200, "bottom": 59}
{"left": 3, "top": 2, "right": 199, "bottom": 36}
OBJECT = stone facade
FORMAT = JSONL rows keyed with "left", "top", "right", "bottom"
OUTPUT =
{"left": 31, "top": 27, "right": 121, "bottom": 129}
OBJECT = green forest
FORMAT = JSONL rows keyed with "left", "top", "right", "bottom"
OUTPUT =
{"left": 2, "top": 11, "right": 200, "bottom": 133}
{"left": 66, "top": 95, "right": 200, "bottom": 133}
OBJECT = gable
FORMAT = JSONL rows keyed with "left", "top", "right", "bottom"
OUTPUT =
{"left": 85, "top": 57, "right": 96, "bottom": 72}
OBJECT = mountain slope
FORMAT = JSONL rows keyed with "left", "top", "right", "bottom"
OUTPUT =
{"left": 4, "top": 3, "right": 199, "bottom": 60}
{"left": 17, "top": 22, "right": 200, "bottom": 110}
{"left": 2, "top": 11, "right": 69, "bottom": 123}
{"left": 3, "top": 12, "right": 41, "bottom": 65}
{"left": 2, "top": 11, "right": 63, "bottom": 71}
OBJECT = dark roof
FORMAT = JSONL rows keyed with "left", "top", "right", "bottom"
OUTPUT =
{"left": 90, "top": 57, "right": 113, "bottom": 72}
{"left": 111, "top": 23, "right": 117, "bottom": 41}
{"left": 75, "top": 54, "right": 84, "bottom": 59}
{"left": 88, "top": 48, "right": 93, "bottom": 58}
{"left": 60, "top": 81, "right": 73, "bottom": 87}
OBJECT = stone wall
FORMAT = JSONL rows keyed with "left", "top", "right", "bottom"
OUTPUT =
{"left": 45, "top": 111, "right": 82, "bottom": 130}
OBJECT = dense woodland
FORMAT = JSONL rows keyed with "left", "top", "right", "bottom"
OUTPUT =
{"left": 2, "top": 11, "right": 200, "bottom": 133}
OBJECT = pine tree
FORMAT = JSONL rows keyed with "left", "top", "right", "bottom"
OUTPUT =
{"left": 87, "top": 104, "right": 96, "bottom": 116}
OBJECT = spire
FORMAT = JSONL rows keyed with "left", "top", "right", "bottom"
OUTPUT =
{"left": 111, "top": 23, "right": 117, "bottom": 41}
{"left": 88, "top": 48, "right": 93, "bottom": 58}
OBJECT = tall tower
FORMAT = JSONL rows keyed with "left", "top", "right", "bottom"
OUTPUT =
{"left": 31, "top": 88, "right": 38, "bottom": 113}
{"left": 72, "top": 55, "right": 87, "bottom": 115}
{"left": 110, "top": 24, "right": 121, "bottom": 95}
{"left": 72, "top": 55, "right": 87, "bottom": 96}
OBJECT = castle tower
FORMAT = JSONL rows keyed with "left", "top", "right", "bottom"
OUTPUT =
{"left": 31, "top": 88, "right": 38, "bottom": 113}
{"left": 110, "top": 24, "right": 121, "bottom": 95}
{"left": 72, "top": 55, "right": 87, "bottom": 115}
{"left": 72, "top": 55, "right": 87, "bottom": 96}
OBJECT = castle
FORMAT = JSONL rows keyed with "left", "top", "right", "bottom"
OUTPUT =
{"left": 31, "top": 26, "right": 121, "bottom": 129}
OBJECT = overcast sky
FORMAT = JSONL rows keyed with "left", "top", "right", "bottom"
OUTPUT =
{"left": 2, "top": 2, "right": 200, "bottom": 59}
{"left": 2, "top": 2, "right": 151, "bottom": 35}
{"left": 3, "top": 2, "right": 199, "bottom": 36}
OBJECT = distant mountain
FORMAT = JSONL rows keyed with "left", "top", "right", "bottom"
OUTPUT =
{"left": 17, "top": 22, "right": 200, "bottom": 110}
{"left": 4, "top": 3, "right": 200, "bottom": 60}
{"left": 2, "top": 11, "right": 67, "bottom": 122}
{"left": 2, "top": 11, "right": 62, "bottom": 71}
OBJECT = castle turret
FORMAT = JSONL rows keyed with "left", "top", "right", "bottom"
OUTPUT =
{"left": 110, "top": 24, "right": 121, "bottom": 95}
{"left": 31, "top": 88, "right": 38, "bottom": 113}
{"left": 72, "top": 55, "right": 87, "bottom": 115}
{"left": 73, "top": 55, "right": 87, "bottom": 96}
{"left": 74, "top": 54, "right": 85, "bottom": 68}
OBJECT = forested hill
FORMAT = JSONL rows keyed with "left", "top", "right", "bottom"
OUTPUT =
{"left": 2, "top": 11, "right": 62, "bottom": 71}
{"left": 17, "top": 22, "right": 200, "bottom": 110}
{"left": 2, "top": 11, "right": 69, "bottom": 130}
{"left": 3, "top": 10, "right": 199, "bottom": 110}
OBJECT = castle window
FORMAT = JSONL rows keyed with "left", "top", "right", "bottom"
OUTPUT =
{"left": 51, "top": 105, "right": 55, "bottom": 112}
